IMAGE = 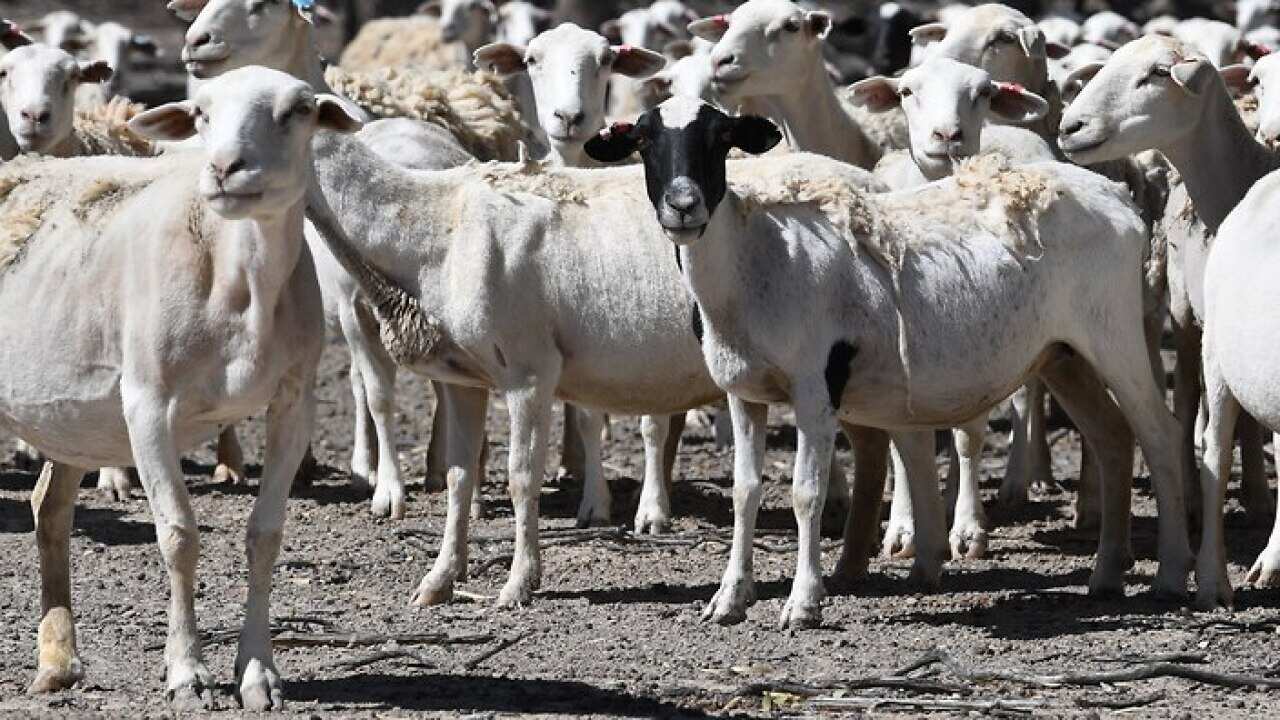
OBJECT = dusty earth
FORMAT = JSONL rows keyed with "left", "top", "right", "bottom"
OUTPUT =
{"left": 3, "top": 1, "right": 1280, "bottom": 718}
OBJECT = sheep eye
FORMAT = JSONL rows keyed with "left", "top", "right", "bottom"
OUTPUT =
{"left": 1150, "top": 66, "right": 1171, "bottom": 78}
{"left": 898, "top": 87, "right": 913, "bottom": 98}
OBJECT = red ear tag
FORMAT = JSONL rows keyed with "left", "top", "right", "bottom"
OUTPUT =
{"left": 995, "top": 82, "right": 1025, "bottom": 93}
{"left": 601, "top": 122, "right": 634, "bottom": 140}
{"left": 713, "top": 14, "right": 730, "bottom": 29}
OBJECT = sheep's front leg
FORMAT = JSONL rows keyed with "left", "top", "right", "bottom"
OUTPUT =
{"left": 28, "top": 462, "right": 86, "bottom": 695}
{"left": 213, "top": 425, "right": 246, "bottom": 485}
{"left": 1196, "top": 353, "right": 1241, "bottom": 610}
{"left": 635, "top": 414, "right": 673, "bottom": 534}
{"left": 892, "top": 431, "right": 948, "bottom": 588}
{"left": 780, "top": 383, "right": 837, "bottom": 629}
{"left": 123, "top": 388, "right": 212, "bottom": 710}
{"left": 573, "top": 406, "right": 611, "bottom": 528}
{"left": 347, "top": 360, "right": 378, "bottom": 491}
{"left": 703, "top": 396, "right": 768, "bottom": 625}
{"left": 498, "top": 383, "right": 555, "bottom": 607}
{"left": 949, "top": 416, "right": 989, "bottom": 560}
{"left": 1237, "top": 414, "right": 1275, "bottom": 526}
{"left": 1246, "top": 431, "right": 1280, "bottom": 588}
{"left": 412, "top": 385, "right": 489, "bottom": 606}
{"left": 235, "top": 370, "right": 314, "bottom": 711}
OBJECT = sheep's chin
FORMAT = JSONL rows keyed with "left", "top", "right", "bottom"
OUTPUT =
{"left": 663, "top": 226, "right": 704, "bottom": 246}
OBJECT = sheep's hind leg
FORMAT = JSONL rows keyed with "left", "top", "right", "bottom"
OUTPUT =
{"left": 235, "top": 367, "right": 315, "bottom": 711}
{"left": 412, "top": 385, "right": 488, "bottom": 606}
{"left": 832, "top": 424, "right": 889, "bottom": 584}
{"left": 703, "top": 396, "right": 767, "bottom": 625}
{"left": 1196, "top": 351, "right": 1241, "bottom": 610}
{"left": 881, "top": 444, "right": 915, "bottom": 558}
{"left": 213, "top": 425, "right": 246, "bottom": 486}
{"left": 635, "top": 413, "right": 674, "bottom": 534}
{"left": 348, "top": 360, "right": 377, "bottom": 492}
{"left": 123, "top": 387, "right": 213, "bottom": 710}
{"left": 29, "top": 462, "right": 86, "bottom": 695}
{"left": 892, "top": 431, "right": 947, "bottom": 589}
{"left": 950, "top": 415, "right": 990, "bottom": 560}
{"left": 1237, "top": 414, "right": 1275, "bottom": 526}
{"left": 1246, "top": 431, "right": 1280, "bottom": 587}
{"left": 96, "top": 466, "right": 133, "bottom": 501}
{"left": 574, "top": 406, "right": 612, "bottom": 528}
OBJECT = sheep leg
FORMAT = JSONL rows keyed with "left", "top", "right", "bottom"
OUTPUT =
{"left": 950, "top": 416, "right": 989, "bottom": 560}
{"left": 893, "top": 430, "right": 947, "bottom": 590}
{"left": 1196, "top": 350, "right": 1241, "bottom": 610}
{"left": 412, "top": 385, "right": 488, "bottom": 606}
{"left": 713, "top": 402, "right": 733, "bottom": 449}
{"left": 348, "top": 360, "right": 378, "bottom": 492}
{"left": 1237, "top": 413, "right": 1275, "bottom": 526}
{"left": 825, "top": 444, "right": 851, "bottom": 535}
{"left": 573, "top": 406, "right": 611, "bottom": 528}
{"left": 1246, "top": 432, "right": 1280, "bottom": 588}
{"left": 497, "top": 382, "right": 556, "bottom": 608}
{"left": 999, "top": 381, "right": 1052, "bottom": 506}
{"left": 123, "top": 388, "right": 212, "bottom": 710}
{"left": 235, "top": 368, "right": 314, "bottom": 711}
{"left": 702, "top": 396, "right": 767, "bottom": 625}
{"left": 1171, "top": 302, "right": 1203, "bottom": 525}
{"left": 96, "top": 466, "right": 133, "bottom": 501}
{"left": 28, "top": 462, "right": 86, "bottom": 695}
{"left": 635, "top": 414, "right": 673, "bottom": 535}
{"left": 832, "top": 424, "right": 889, "bottom": 583}
{"left": 344, "top": 299, "right": 405, "bottom": 517}
{"left": 212, "top": 425, "right": 246, "bottom": 486}
{"left": 424, "top": 381, "right": 449, "bottom": 493}
{"left": 881, "top": 444, "right": 915, "bottom": 558}
{"left": 779, "top": 381, "right": 837, "bottom": 630}
{"left": 1038, "top": 354, "right": 1136, "bottom": 597}
{"left": 561, "top": 403, "right": 587, "bottom": 482}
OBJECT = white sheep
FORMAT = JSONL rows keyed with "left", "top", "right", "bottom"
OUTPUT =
{"left": 1080, "top": 11, "right": 1139, "bottom": 50}
{"left": 8, "top": 64, "right": 362, "bottom": 710}
{"left": 688, "top": 0, "right": 883, "bottom": 168}
{"left": 600, "top": 0, "right": 697, "bottom": 117}
{"left": 1037, "top": 15, "right": 1080, "bottom": 49}
{"left": 1172, "top": 18, "right": 1250, "bottom": 68}
{"left": 0, "top": 44, "right": 121, "bottom": 157}
{"left": 584, "top": 95, "right": 1192, "bottom": 628}
{"left": 1060, "top": 35, "right": 1280, "bottom": 607}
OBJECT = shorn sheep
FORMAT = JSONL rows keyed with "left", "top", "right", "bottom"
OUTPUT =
{"left": 5, "top": 65, "right": 362, "bottom": 710}
{"left": 585, "top": 95, "right": 1192, "bottom": 628}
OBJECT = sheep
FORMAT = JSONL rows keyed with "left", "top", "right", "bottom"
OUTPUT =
{"left": 77, "top": 21, "right": 162, "bottom": 104}
{"left": 1060, "top": 36, "right": 1280, "bottom": 609}
{"left": 298, "top": 123, "right": 890, "bottom": 610}
{"left": 637, "top": 37, "right": 718, "bottom": 108}
{"left": 1144, "top": 15, "right": 1180, "bottom": 37}
{"left": 1037, "top": 15, "right": 1081, "bottom": 49}
{"left": 1172, "top": 18, "right": 1249, "bottom": 68}
{"left": 339, "top": 16, "right": 465, "bottom": 72}
{"left": 1250, "top": 52, "right": 1280, "bottom": 144}
{"left": 688, "top": 0, "right": 884, "bottom": 168}
{"left": 584, "top": 95, "right": 1192, "bottom": 628}
{"left": 420, "top": 0, "right": 497, "bottom": 69}
{"left": 600, "top": 0, "right": 697, "bottom": 116}
{"left": 27, "top": 10, "right": 93, "bottom": 53}
{"left": 1080, "top": 11, "right": 1139, "bottom": 50}
{"left": 1059, "top": 35, "right": 1280, "bottom": 531}
{"left": 1049, "top": 42, "right": 1112, "bottom": 91}
{"left": 0, "top": 44, "right": 130, "bottom": 158}
{"left": 8, "top": 65, "right": 362, "bottom": 710}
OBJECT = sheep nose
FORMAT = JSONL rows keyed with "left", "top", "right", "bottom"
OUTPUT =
{"left": 932, "top": 126, "right": 963, "bottom": 143}
{"left": 188, "top": 31, "right": 212, "bottom": 49}
{"left": 1060, "top": 118, "right": 1085, "bottom": 137}
{"left": 714, "top": 52, "right": 738, "bottom": 68}
{"left": 211, "top": 157, "right": 246, "bottom": 182}
{"left": 20, "top": 108, "right": 51, "bottom": 126}
{"left": 554, "top": 109, "right": 585, "bottom": 129}
{"left": 665, "top": 187, "right": 701, "bottom": 214}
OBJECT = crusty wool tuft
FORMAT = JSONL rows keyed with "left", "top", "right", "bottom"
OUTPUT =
{"left": 340, "top": 16, "right": 466, "bottom": 72}
{"left": 326, "top": 65, "right": 524, "bottom": 161}
{"left": 70, "top": 97, "right": 157, "bottom": 158}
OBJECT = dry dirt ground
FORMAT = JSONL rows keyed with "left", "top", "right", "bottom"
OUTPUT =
{"left": 3, "top": 2, "right": 1280, "bottom": 718}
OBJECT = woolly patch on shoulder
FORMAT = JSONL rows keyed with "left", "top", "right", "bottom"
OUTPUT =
{"left": 71, "top": 97, "right": 156, "bottom": 158}
{"left": 475, "top": 156, "right": 590, "bottom": 204}
{"left": 326, "top": 64, "right": 524, "bottom": 161}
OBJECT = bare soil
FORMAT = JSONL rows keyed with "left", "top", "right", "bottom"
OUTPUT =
{"left": 2, "top": 2, "right": 1280, "bottom": 717}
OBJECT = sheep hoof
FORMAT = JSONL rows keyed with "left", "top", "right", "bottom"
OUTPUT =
{"left": 949, "top": 525, "right": 988, "bottom": 560}
{"left": 236, "top": 658, "right": 284, "bottom": 711}
{"left": 701, "top": 575, "right": 755, "bottom": 625}
{"left": 1246, "top": 552, "right": 1280, "bottom": 588}
{"left": 410, "top": 572, "right": 454, "bottom": 607}
{"left": 213, "top": 462, "right": 245, "bottom": 486}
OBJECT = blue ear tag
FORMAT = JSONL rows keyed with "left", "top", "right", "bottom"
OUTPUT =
{"left": 292, "top": 0, "right": 316, "bottom": 10}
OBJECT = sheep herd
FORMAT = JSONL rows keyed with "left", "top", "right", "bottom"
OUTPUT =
{"left": 3, "top": 0, "right": 1280, "bottom": 712}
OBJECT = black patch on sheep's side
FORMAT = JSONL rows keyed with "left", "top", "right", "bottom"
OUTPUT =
{"left": 825, "top": 341, "right": 857, "bottom": 410}
{"left": 691, "top": 304, "right": 703, "bottom": 343}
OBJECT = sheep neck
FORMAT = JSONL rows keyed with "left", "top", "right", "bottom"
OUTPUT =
{"left": 276, "top": 17, "right": 332, "bottom": 95}
{"left": 213, "top": 201, "right": 307, "bottom": 332}
{"left": 765, "top": 60, "right": 865, "bottom": 164}
{"left": 677, "top": 197, "right": 752, "bottom": 344}
{"left": 1161, "top": 84, "right": 1279, "bottom": 233}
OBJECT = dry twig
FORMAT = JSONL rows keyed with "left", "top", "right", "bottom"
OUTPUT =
{"left": 460, "top": 635, "right": 524, "bottom": 671}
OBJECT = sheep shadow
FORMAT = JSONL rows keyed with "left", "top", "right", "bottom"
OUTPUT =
{"left": 0, "top": 494, "right": 155, "bottom": 545}
{"left": 289, "top": 672, "right": 708, "bottom": 717}
{"left": 539, "top": 576, "right": 793, "bottom": 607}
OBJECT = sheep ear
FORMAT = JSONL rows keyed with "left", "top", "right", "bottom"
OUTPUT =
{"left": 664, "top": 40, "right": 694, "bottom": 60}
{"left": 730, "top": 114, "right": 782, "bottom": 155}
{"left": 600, "top": 19, "right": 622, "bottom": 44}
{"left": 848, "top": 76, "right": 902, "bottom": 112}
{"left": 1171, "top": 57, "right": 1214, "bottom": 96}
{"left": 316, "top": 95, "right": 364, "bottom": 134}
{"left": 688, "top": 15, "right": 730, "bottom": 43}
{"left": 0, "top": 19, "right": 33, "bottom": 49}
{"left": 988, "top": 82, "right": 1048, "bottom": 124}
{"left": 642, "top": 74, "right": 673, "bottom": 102}
{"left": 416, "top": 1, "right": 442, "bottom": 18}
{"left": 129, "top": 101, "right": 198, "bottom": 141}
{"left": 612, "top": 45, "right": 666, "bottom": 79}
{"left": 805, "top": 11, "right": 832, "bottom": 40}
{"left": 1221, "top": 64, "right": 1254, "bottom": 92}
{"left": 130, "top": 34, "right": 161, "bottom": 57}
{"left": 585, "top": 122, "right": 642, "bottom": 163}
{"left": 474, "top": 42, "right": 527, "bottom": 75}
{"left": 909, "top": 23, "right": 946, "bottom": 46}
{"left": 1016, "top": 26, "right": 1047, "bottom": 60}
{"left": 1046, "top": 41, "right": 1070, "bottom": 59}
{"left": 77, "top": 61, "right": 114, "bottom": 85}
{"left": 167, "top": 0, "right": 209, "bottom": 23}
{"left": 1060, "top": 61, "right": 1103, "bottom": 103}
